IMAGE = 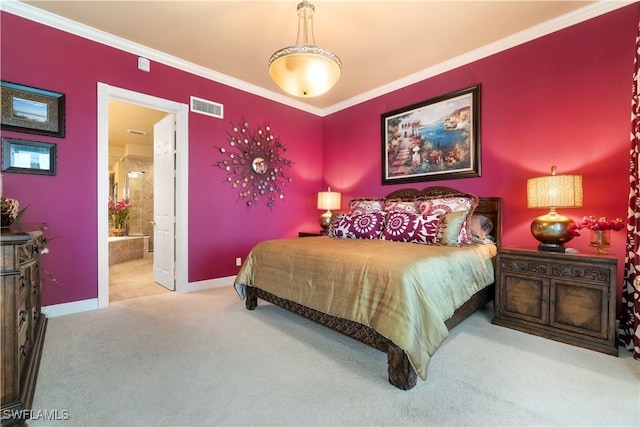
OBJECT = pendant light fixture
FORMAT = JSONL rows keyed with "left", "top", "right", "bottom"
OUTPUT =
{"left": 268, "top": 1, "right": 342, "bottom": 98}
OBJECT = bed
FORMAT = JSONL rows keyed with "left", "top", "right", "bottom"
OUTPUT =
{"left": 234, "top": 186, "right": 502, "bottom": 390}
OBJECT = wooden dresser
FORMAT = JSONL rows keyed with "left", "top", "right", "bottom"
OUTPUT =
{"left": 492, "top": 248, "right": 617, "bottom": 356}
{"left": 1, "top": 226, "right": 48, "bottom": 426}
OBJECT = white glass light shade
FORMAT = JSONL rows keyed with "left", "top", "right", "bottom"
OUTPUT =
{"left": 268, "top": 1, "right": 342, "bottom": 98}
{"left": 269, "top": 47, "right": 342, "bottom": 97}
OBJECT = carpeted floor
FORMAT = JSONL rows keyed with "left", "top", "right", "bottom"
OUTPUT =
{"left": 30, "top": 286, "right": 639, "bottom": 426}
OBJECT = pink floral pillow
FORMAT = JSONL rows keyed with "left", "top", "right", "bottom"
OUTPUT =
{"left": 416, "top": 194, "right": 479, "bottom": 244}
{"left": 383, "top": 198, "right": 419, "bottom": 214}
{"left": 381, "top": 212, "right": 441, "bottom": 244}
{"left": 348, "top": 198, "right": 385, "bottom": 215}
{"left": 328, "top": 212, "right": 387, "bottom": 239}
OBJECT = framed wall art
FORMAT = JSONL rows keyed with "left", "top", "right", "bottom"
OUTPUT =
{"left": 381, "top": 84, "right": 480, "bottom": 185}
{"left": 1, "top": 137, "right": 57, "bottom": 176}
{"left": 1, "top": 81, "right": 65, "bottom": 137}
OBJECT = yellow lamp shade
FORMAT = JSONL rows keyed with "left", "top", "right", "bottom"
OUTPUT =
{"left": 317, "top": 188, "right": 341, "bottom": 230}
{"left": 317, "top": 190, "right": 341, "bottom": 210}
{"left": 526, "top": 166, "right": 583, "bottom": 252}
{"left": 527, "top": 174, "right": 583, "bottom": 209}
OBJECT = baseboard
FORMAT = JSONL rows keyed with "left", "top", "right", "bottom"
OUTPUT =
{"left": 42, "top": 298, "right": 99, "bottom": 317}
{"left": 183, "top": 275, "right": 235, "bottom": 293}
{"left": 41, "top": 276, "right": 237, "bottom": 317}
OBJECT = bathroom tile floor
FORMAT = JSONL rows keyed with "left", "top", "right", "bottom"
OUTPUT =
{"left": 109, "top": 256, "right": 171, "bottom": 302}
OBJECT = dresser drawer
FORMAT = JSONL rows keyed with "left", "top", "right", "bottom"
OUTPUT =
{"left": 498, "top": 254, "right": 613, "bottom": 287}
{"left": 18, "top": 322, "right": 30, "bottom": 376}
{"left": 17, "top": 298, "right": 29, "bottom": 334}
{"left": 18, "top": 273, "right": 28, "bottom": 297}
{"left": 2, "top": 227, "right": 47, "bottom": 423}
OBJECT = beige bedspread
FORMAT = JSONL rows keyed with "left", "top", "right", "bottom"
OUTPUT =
{"left": 234, "top": 236, "right": 496, "bottom": 380}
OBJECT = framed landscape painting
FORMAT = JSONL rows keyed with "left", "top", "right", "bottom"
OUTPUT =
{"left": 1, "top": 137, "right": 57, "bottom": 176}
{"left": 1, "top": 81, "right": 65, "bottom": 137}
{"left": 381, "top": 85, "right": 480, "bottom": 185}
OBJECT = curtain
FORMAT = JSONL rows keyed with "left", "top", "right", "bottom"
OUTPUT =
{"left": 619, "top": 18, "right": 640, "bottom": 360}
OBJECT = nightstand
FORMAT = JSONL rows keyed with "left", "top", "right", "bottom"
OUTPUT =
{"left": 492, "top": 248, "right": 618, "bottom": 356}
{"left": 298, "top": 231, "right": 325, "bottom": 237}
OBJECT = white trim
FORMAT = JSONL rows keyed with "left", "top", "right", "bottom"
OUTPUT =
{"left": 42, "top": 299, "right": 98, "bottom": 318}
{"left": 183, "top": 276, "right": 236, "bottom": 294}
{"left": 175, "top": 104, "right": 189, "bottom": 297}
{"left": 322, "top": 0, "right": 637, "bottom": 116}
{"left": 40, "top": 277, "right": 235, "bottom": 317}
{"left": 97, "top": 83, "right": 189, "bottom": 309}
{"left": 1, "top": 0, "right": 632, "bottom": 117}
{"left": 0, "top": 0, "right": 323, "bottom": 117}
{"left": 97, "top": 86, "right": 109, "bottom": 308}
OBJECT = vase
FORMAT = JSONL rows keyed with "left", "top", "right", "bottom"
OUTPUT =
{"left": 111, "top": 228, "right": 125, "bottom": 237}
{"left": 589, "top": 229, "right": 611, "bottom": 255}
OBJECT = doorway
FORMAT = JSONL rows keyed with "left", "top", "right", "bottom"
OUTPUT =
{"left": 97, "top": 83, "right": 189, "bottom": 309}
{"left": 107, "top": 101, "right": 166, "bottom": 301}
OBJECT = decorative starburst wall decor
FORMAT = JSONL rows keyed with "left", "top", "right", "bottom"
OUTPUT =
{"left": 216, "top": 119, "right": 293, "bottom": 207}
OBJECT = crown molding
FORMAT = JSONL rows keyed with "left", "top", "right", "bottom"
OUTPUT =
{"left": 324, "top": 0, "right": 636, "bottom": 116}
{"left": 0, "top": 0, "right": 324, "bottom": 116}
{"left": 2, "top": 0, "right": 634, "bottom": 117}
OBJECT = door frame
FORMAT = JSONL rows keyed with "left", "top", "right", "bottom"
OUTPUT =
{"left": 97, "top": 83, "right": 189, "bottom": 308}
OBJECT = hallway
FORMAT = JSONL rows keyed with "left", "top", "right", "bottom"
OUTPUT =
{"left": 109, "top": 257, "right": 171, "bottom": 302}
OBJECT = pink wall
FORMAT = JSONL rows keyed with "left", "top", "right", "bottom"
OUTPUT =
{"left": 0, "top": 12, "right": 323, "bottom": 306}
{"left": 1, "top": 5, "right": 637, "bottom": 308}
{"left": 323, "top": 4, "right": 638, "bottom": 304}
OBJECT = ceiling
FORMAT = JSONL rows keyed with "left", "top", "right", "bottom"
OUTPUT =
{"left": 8, "top": 1, "right": 629, "bottom": 154}
{"left": 17, "top": 0, "right": 617, "bottom": 111}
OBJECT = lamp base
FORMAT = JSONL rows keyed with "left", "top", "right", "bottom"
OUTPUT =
{"left": 320, "top": 211, "right": 333, "bottom": 230}
{"left": 530, "top": 211, "right": 575, "bottom": 252}
{"left": 537, "top": 243, "right": 566, "bottom": 253}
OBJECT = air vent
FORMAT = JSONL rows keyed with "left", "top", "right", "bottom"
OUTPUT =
{"left": 190, "top": 96, "right": 223, "bottom": 119}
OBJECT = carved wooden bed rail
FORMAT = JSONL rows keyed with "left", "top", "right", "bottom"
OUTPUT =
{"left": 246, "top": 286, "right": 419, "bottom": 389}
{"left": 243, "top": 186, "right": 502, "bottom": 390}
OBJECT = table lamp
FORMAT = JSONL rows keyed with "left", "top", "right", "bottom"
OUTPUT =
{"left": 527, "top": 166, "right": 582, "bottom": 252}
{"left": 317, "top": 187, "right": 341, "bottom": 230}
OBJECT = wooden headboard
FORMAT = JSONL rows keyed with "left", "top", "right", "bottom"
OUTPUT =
{"left": 385, "top": 186, "right": 503, "bottom": 247}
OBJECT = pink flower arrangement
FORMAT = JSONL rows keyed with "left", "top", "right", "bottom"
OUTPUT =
{"left": 108, "top": 197, "right": 131, "bottom": 229}
{"left": 569, "top": 215, "right": 625, "bottom": 236}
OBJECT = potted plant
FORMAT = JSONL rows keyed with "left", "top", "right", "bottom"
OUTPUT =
{"left": 108, "top": 197, "right": 131, "bottom": 236}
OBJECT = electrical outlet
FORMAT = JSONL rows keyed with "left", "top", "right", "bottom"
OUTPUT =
{"left": 235, "top": 257, "right": 242, "bottom": 267}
